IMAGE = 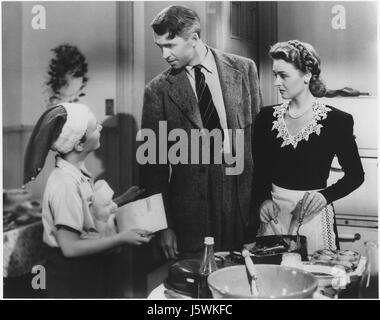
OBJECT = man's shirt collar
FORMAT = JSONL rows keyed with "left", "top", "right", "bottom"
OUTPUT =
{"left": 185, "top": 46, "right": 214, "bottom": 76}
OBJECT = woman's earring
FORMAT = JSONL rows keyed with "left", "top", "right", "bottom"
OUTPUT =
{"left": 305, "top": 74, "right": 311, "bottom": 84}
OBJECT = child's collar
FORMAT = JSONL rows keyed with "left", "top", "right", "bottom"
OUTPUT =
{"left": 55, "top": 155, "right": 93, "bottom": 183}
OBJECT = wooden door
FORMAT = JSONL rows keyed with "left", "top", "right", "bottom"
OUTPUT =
{"left": 226, "top": 2, "right": 260, "bottom": 62}
{"left": 205, "top": 1, "right": 278, "bottom": 105}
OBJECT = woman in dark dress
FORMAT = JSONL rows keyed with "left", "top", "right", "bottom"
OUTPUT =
{"left": 253, "top": 40, "right": 364, "bottom": 253}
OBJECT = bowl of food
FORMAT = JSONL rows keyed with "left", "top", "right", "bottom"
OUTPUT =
{"left": 310, "top": 249, "right": 361, "bottom": 273}
{"left": 207, "top": 264, "right": 318, "bottom": 299}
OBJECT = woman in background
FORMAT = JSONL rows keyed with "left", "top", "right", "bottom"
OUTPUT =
{"left": 45, "top": 44, "right": 89, "bottom": 107}
{"left": 253, "top": 40, "right": 364, "bottom": 253}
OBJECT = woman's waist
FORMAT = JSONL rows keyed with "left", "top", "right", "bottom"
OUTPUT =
{"left": 271, "top": 183, "right": 323, "bottom": 198}
{"left": 272, "top": 173, "right": 328, "bottom": 190}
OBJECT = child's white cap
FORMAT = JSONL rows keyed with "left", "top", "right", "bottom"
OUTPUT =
{"left": 51, "top": 103, "right": 92, "bottom": 154}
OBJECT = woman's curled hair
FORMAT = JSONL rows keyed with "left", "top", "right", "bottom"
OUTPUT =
{"left": 269, "top": 40, "right": 327, "bottom": 97}
{"left": 46, "top": 44, "right": 89, "bottom": 96}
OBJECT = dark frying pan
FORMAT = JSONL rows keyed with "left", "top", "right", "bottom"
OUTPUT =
{"left": 230, "top": 235, "right": 308, "bottom": 265}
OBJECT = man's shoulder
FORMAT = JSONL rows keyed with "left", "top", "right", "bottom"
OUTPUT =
{"left": 211, "top": 47, "right": 256, "bottom": 68}
{"left": 258, "top": 105, "right": 278, "bottom": 118}
{"left": 146, "top": 67, "right": 172, "bottom": 89}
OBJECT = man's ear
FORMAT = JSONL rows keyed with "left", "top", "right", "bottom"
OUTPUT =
{"left": 190, "top": 32, "right": 199, "bottom": 42}
{"left": 74, "top": 140, "right": 84, "bottom": 152}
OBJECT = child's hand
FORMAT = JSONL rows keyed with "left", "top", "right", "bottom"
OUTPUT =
{"left": 119, "top": 229, "right": 154, "bottom": 246}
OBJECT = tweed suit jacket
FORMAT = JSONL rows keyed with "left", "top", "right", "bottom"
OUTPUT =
{"left": 140, "top": 47, "right": 262, "bottom": 252}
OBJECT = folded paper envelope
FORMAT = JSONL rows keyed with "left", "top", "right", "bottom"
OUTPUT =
{"left": 115, "top": 193, "right": 168, "bottom": 233}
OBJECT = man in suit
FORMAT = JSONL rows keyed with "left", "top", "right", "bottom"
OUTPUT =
{"left": 140, "top": 5, "right": 262, "bottom": 259}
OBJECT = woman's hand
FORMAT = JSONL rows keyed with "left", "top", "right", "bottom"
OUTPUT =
{"left": 119, "top": 229, "right": 154, "bottom": 246}
{"left": 288, "top": 201, "right": 303, "bottom": 234}
{"left": 114, "top": 186, "right": 145, "bottom": 206}
{"left": 300, "top": 191, "right": 327, "bottom": 222}
{"left": 259, "top": 200, "right": 280, "bottom": 224}
{"left": 159, "top": 228, "right": 179, "bottom": 260}
{"left": 123, "top": 186, "right": 145, "bottom": 203}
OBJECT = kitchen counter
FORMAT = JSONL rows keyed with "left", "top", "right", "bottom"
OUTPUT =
{"left": 147, "top": 258, "right": 367, "bottom": 300}
{"left": 3, "top": 217, "right": 51, "bottom": 298}
{"left": 148, "top": 283, "right": 332, "bottom": 299}
{"left": 3, "top": 199, "right": 50, "bottom": 278}
{"left": 3, "top": 220, "right": 49, "bottom": 278}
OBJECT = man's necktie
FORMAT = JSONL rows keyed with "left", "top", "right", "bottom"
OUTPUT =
{"left": 193, "top": 64, "right": 223, "bottom": 163}
{"left": 193, "top": 65, "right": 222, "bottom": 131}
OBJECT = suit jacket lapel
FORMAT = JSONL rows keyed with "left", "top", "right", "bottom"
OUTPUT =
{"left": 166, "top": 69, "right": 203, "bottom": 129}
{"left": 211, "top": 48, "right": 243, "bottom": 154}
{"left": 211, "top": 48, "right": 242, "bottom": 131}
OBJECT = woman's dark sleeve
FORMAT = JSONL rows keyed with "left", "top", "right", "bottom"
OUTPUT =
{"left": 319, "top": 113, "right": 365, "bottom": 203}
{"left": 252, "top": 109, "right": 274, "bottom": 208}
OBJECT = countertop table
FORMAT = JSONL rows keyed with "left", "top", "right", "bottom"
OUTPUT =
{"left": 3, "top": 220, "right": 49, "bottom": 278}
{"left": 147, "top": 258, "right": 367, "bottom": 300}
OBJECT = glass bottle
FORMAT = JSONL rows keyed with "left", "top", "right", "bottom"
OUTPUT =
{"left": 197, "top": 237, "right": 218, "bottom": 298}
{"left": 358, "top": 241, "right": 378, "bottom": 299}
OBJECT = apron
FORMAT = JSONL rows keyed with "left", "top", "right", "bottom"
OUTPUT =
{"left": 258, "top": 184, "right": 337, "bottom": 254}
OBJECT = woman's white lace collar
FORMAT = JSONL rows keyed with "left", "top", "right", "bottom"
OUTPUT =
{"left": 272, "top": 100, "right": 332, "bottom": 148}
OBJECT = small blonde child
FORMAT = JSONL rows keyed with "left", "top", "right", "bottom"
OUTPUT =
{"left": 24, "top": 103, "right": 152, "bottom": 298}
{"left": 90, "top": 180, "right": 118, "bottom": 237}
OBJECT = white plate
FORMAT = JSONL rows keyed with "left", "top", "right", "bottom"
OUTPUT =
{"left": 214, "top": 251, "right": 230, "bottom": 257}
{"left": 302, "top": 263, "right": 349, "bottom": 289}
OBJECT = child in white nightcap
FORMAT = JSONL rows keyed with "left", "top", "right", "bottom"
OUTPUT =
{"left": 24, "top": 103, "right": 152, "bottom": 298}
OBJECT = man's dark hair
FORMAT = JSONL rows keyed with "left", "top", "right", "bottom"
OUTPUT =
{"left": 150, "top": 5, "right": 201, "bottom": 39}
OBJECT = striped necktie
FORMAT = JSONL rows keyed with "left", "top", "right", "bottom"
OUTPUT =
{"left": 193, "top": 64, "right": 224, "bottom": 164}
{"left": 193, "top": 65, "right": 222, "bottom": 131}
